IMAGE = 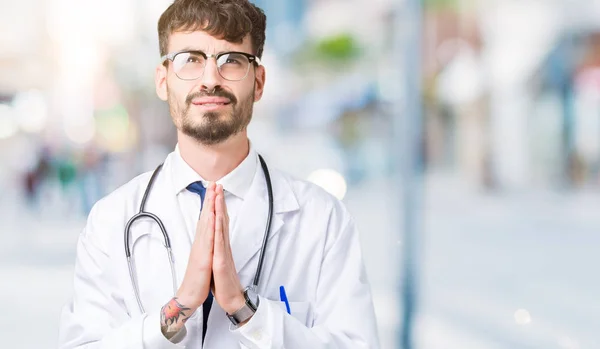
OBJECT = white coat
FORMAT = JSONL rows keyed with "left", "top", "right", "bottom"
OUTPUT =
{"left": 58, "top": 150, "right": 380, "bottom": 348}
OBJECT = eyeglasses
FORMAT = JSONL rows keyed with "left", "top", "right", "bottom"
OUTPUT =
{"left": 161, "top": 50, "right": 261, "bottom": 81}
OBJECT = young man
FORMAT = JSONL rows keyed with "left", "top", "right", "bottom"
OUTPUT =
{"left": 58, "top": 0, "right": 380, "bottom": 348}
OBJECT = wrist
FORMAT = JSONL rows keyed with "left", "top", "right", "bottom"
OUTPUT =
{"left": 225, "top": 287, "right": 259, "bottom": 327}
{"left": 175, "top": 288, "right": 202, "bottom": 311}
{"left": 223, "top": 293, "right": 246, "bottom": 314}
{"left": 160, "top": 297, "right": 195, "bottom": 340}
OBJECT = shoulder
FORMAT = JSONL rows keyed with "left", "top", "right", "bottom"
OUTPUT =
{"left": 271, "top": 168, "right": 353, "bottom": 226}
{"left": 82, "top": 170, "right": 156, "bottom": 243}
{"left": 93, "top": 170, "right": 154, "bottom": 217}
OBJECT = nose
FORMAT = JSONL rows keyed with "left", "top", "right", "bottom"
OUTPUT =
{"left": 200, "top": 57, "right": 223, "bottom": 93}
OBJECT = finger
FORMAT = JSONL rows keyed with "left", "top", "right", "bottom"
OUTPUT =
{"left": 214, "top": 192, "right": 225, "bottom": 248}
{"left": 216, "top": 185, "right": 230, "bottom": 237}
{"left": 216, "top": 184, "right": 229, "bottom": 220}
{"left": 196, "top": 198, "right": 212, "bottom": 241}
{"left": 215, "top": 185, "right": 224, "bottom": 217}
{"left": 195, "top": 184, "right": 216, "bottom": 243}
{"left": 204, "top": 213, "right": 215, "bottom": 253}
{"left": 204, "top": 182, "right": 217, "bottom": 215}
{"left": 194, "top": 206, "right": 208, "bottom": 242}
{"left": 223, "top": 196, "right": 230, "bottom": 223}
{"left": 217, "top": 189, "right": 230, "bottom": 245}
{"left": 202, "top": 182, "right": 216, "bottom": 212}
{"left": 215, "top": 197, "right": 222, "bottom": 243}
{"left": 213, "top": 193, "right": 228, "bottom": 267}
{"left": 222, "top": 209, "right": 231, "bottom": 248}
{"left": 213, "top": 185, "right": 232, "bottom": 257}
{"left": 191, "top": 212, "right": 213, "bottom": 278}
{"left": 199, "top": 183, "right": 216, "bottom": 225}
{"left": 203, "top": 214, "right": 215, "bottom": 287}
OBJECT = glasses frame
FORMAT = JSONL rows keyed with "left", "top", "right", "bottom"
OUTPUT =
{"left": 160, "top": 50, "right": 261, "bottom": 81}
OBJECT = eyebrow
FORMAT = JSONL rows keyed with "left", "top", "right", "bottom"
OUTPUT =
{"left": 177, "top": 47, "right": 238, "bottom": 55}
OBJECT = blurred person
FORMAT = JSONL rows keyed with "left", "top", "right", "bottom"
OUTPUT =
{"left": 57, "top": 152, "right": 78, "bottom": 192}
{"left": 22, "top": 146, "right": 52, "bottom": 210}
{"left": 331, "top": 108, "right": 366, "bottom": 185}
{"left": 78, "top": 145, "right": 108, "bottom": 215}
{"left": 58, "top": 0, "right": 379, "bottom": 348}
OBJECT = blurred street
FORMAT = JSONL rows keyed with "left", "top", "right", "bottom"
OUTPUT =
{"left": 3, "top": 0, "right": 600, "bottom": 347}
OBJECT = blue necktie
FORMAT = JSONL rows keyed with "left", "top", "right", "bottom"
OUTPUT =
{"left": 186, "top": 181, "right": 213, "bottom": 344}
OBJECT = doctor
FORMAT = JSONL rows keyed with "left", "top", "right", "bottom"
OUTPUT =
{"left": 58, "top": 0, "right": 380, "bottom": 348}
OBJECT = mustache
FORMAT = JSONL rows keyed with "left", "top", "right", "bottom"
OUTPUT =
{"left": 186, "top": 88, "right": 237, "bottom": 105}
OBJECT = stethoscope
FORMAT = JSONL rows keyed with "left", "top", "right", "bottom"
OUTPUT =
{"left": 124, "top": 155, "right": 274, "bottom": 313}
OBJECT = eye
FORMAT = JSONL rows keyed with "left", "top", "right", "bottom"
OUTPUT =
{"left": 187, "top": 55, "right": 204, "bottom": 63}
{"left": 225, "top": 57, "right": 242, "bottom": 65}
{"left": 181, "top": 52, "right": 205, "bottom": 64}
{"left": 219, "top": 53, "right": 248, "bottom": 66}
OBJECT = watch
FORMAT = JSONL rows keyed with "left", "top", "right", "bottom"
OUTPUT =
{"left": 226, "top": 286, "right": 259, "bottom": 326}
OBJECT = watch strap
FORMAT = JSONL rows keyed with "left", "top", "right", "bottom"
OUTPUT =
{"left": 226, "top": 288, "right": 259, "bottom": 326}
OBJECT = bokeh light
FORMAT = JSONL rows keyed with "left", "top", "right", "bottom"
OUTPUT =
{"left": 307, "top": 168, "right": 348, "bottom": 200}
{"left": 514, "top": 309, "right": 532, "bottom": 325}
{"left": 12, "top": 90, "right": 49, "bottom": 133}
{"left": 0, "top": 104, "right": 19, "bottom": 139}
{"left": 64, "top": 117, "right": 95, "bottom": 145}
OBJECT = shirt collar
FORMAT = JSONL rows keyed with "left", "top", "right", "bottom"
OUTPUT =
{"left": 171, "top": 142, "right": 258, "bottom": 200}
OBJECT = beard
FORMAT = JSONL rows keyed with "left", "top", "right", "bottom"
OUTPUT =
{"left": 168, "top": 86, "right": 254, "bottom": 145}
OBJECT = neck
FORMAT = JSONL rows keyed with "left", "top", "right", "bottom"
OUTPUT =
{"left": 177, "top": 131, "right": 250, "bottom": 182}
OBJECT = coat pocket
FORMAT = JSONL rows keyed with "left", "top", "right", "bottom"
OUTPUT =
{"left": 276, "top": 300, "right": 313, "bottom": 326}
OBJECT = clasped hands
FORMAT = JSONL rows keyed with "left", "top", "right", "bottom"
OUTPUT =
{"left": 177, "top": 182, "right": 246, "bottom": 315}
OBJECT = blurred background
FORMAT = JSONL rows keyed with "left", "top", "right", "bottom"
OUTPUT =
{"left": 1, "top": 0, "right": 599, "bottom": 348}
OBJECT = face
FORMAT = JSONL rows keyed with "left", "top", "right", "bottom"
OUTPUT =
{"left": 155, "top": 31, "right": 266, "bottom": 145}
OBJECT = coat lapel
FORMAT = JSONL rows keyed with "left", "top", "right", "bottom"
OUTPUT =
{"left": 229, "top": 164, "right": 299, "bottom": 280}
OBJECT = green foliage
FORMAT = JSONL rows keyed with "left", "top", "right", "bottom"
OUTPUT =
{"left": 424, "top": 0, "right": 461, "bottom": 10}
{"left": 314, "top": 33, "right": 360, "bottom": 61}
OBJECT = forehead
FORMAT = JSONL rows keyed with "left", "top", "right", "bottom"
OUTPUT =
{"left": 168, "top": 30, "right": 252, "bottom": 54}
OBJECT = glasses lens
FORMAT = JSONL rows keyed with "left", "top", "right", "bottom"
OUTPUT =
{"left": 217, "top": 53, "right": 250, "bottom": 81}
{"left": 173, "top": 52, "right": 206, "bottom": 80}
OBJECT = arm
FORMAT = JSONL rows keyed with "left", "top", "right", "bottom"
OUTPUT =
{"left": 60, "top": 182, "right": 218, "bottom": 348}
{"left": 231, "top": 211, "right": 380, "bottom": 349}
{"left": 58, "top": 203, "right": 185, "bottom": 349}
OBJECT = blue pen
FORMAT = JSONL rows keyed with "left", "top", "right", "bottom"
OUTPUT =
{"left": 279, "top": 286, "right": 291, "bottom": 314}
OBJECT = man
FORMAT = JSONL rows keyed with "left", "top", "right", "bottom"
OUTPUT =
{"left": 58, "top": 0, "right": 380, "bottom": 348}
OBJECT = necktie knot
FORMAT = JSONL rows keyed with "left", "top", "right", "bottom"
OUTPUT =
{"left": 187, "top": 181, "right": 206, "bottom": 207}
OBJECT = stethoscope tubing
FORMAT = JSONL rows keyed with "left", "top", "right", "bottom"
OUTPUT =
{"left": 124, "top": 155, "right": 273, "bottom": 313}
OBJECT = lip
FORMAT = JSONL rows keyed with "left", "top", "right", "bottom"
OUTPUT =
{"left": 191, "top": 97, "right": 231, "bottom": 106}
{"left": 193, "top": 103, "right": 229, "bottom": 112}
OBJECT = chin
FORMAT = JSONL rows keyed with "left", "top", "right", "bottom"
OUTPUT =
{"left": 202, "top": 111, "right": 228, "bottom": 120}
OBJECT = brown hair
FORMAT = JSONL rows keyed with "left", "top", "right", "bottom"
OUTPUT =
{"left": 158, "top": 0, "right": 267, "bottom": 59}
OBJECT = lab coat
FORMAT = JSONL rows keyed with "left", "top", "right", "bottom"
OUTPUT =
{"left": 59, "top": 150, "right": 380, "bottom": 348}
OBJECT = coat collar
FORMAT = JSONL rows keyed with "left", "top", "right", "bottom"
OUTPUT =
{"left": 170, "top": 143, "right": 258, "bottom": 200}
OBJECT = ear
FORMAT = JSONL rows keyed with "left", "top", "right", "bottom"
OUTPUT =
{"left": 155, "top": 64, "right": 168, "bottom": 101}
{"left": 253, "top": 64, "right": 266, "bottom": 102}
